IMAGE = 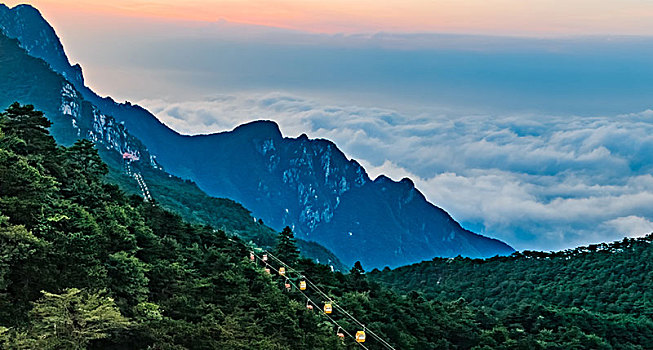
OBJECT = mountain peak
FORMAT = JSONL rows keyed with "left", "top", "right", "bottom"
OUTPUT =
{"left": 374, "top": 174, "right": 391, "bottom": 182}
{"left": 0, "top": 3, "right": 80, "bottom": 84}
{"left": 3, "top": 4, "right": 47, "bottom": 29}
{"left": 231, "top": 120, "right": 282, "bottom": 139}
{"left": 399, "top": 177, "right": 415, "bottom": 187}
{"left": 11, "top": 4, "right": 40, "bottom": 13}
{"left": 374, "top": 175, "right": 414, "bottom": 187}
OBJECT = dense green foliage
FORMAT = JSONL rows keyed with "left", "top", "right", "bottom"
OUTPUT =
{"left": 274, "top": 226, "right": 301, "bottom": 265}
{"left": 1, "top": 103, "right": 651, "bottom": 349}
{"left": 370, "top": 236, "right": 653, "bottom": 349}
{"left": 0, "top": 103, "right": 343, "bottom": 348}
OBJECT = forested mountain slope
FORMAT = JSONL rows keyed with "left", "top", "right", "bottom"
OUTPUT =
{"left": 369, "top": 236, "right": 653, "bottom": 348}
{"left": 370, "top": 235, "right": 653, "bottom": 316}
{"left": 1, "top": 104, "right": 651, "bottom": 348}
{"left": 0, "top": 103, "right": 343, "bottom": 348}
{"left": 0, "top": 3, "right": 514, "bottom": 269}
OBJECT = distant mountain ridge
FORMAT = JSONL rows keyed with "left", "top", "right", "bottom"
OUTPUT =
{"left": 369, "top": 234, "right": 653, "bottom": 316}
{"left": 174, "top": 120, "right": 513, "bottom": 267}
{"left": 0, "top": 3, "right": 514, "bottom": 268}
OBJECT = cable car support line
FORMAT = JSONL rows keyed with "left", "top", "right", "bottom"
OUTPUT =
{"left": 263, "top": 251, "right": 396, "bottom": 350}
{"left": 251, "top": 252, "right": 369, "bottom": 350}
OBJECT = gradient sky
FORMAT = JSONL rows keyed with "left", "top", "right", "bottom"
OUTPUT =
{"left": 7, "top": 0, "right": 653, "bottom": 36}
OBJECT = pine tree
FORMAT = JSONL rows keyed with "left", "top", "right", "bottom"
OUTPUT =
{"left": 274, "top": 226, "right": 300, "bottom": 265}
{"left": 351, "top": 261, "right": 365, "bottom": 275}
{"left": 0, "top": 215, "right": 47, "bottom": 323}
{"left": 0, "top": 147, "right": 57, "bottom": 227}
{"left": 60, "top": 139, "right": 109, "bottom": 206}
{"left": 18, "top": 288, "right": 130, "bottom": 349}
{"left": 0, "top": 102, "right": 56, "bottom": 157}
{"left": 349, "top": 261, "right": 369, "bottom": 291}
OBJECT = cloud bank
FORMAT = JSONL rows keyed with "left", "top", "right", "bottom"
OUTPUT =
{"left": 140, "top": 93, "right": 653, "bottom": 251}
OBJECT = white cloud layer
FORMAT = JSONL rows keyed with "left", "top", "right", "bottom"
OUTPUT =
{"left": 139, "top": 93, "right": 653, "bottom": 251}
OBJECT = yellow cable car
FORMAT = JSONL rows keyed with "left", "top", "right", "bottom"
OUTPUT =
{"left": 355, "top": 330, "right": 366, "bottom": 343}
{"left": 324, "top": 303, "right": 332, "bottom": 314}
{"left": 299, "top": 280, "right": 307, "bottom": 290}
{"left": 262, "top": 253, "right": 268, "bottom": 262}
{"left": 279, "top": 267, "right": 286, "bottom": 276}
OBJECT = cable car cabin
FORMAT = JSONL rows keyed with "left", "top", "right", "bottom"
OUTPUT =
{"left": 306, "top": 304, "right": 313, "bottom": 310}
{"left": 324, "top": 303, "right": 332, "bottom": 314}
{"left": 249, "top": 252, "right": 255, "bottom": 261}
{"left": 355, "top": 331, "right": 366, "bottom": 343}
{"left": 285, "top": 281, "right": 291, "bottom": 290}
{"left": 262, "top": 254, "right": 268, "bottom": 262}
{"left": 299, "top": 281, "right": 307, "bottom": 290}
{"left": 265, "top": 267, "right": 271, "bottom": 274}
{"left": 337, "top": 327, "right": 345, "bottom": 339}
{"left": 279, "top": 267, "right": 286, "bottom": 276}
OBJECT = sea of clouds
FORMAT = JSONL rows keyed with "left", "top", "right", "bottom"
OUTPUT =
{"left": 140, "top": 93, "right": 653, "bottom": 251}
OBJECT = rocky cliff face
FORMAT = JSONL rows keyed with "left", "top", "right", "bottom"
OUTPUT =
{"left": 253, "top": 129, "right": 368, "bottom": 233}
{"left": 0, "top": 4, "right": 180, "bottom": 158}
{"left": 176, "top": 121, "right": 514, "bottom": 268}
{"left": 0, "top": 4, "right": 515, "bottom": 269}
{"left": 59, "top": 81, "right": 159, "bottom": 168}
{"left": 0, "top": 29, "right": 158, "bottom": 174}
{"left": 0, "top": 3, "right": 160, "bottom": 169}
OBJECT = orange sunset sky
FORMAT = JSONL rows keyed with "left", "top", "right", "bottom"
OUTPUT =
{"left": 5, "top": 0, "right": 653, "bottom": 36}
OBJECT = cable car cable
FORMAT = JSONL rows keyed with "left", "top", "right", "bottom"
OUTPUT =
{"left": 234, "top": 243, "right": 390, "bottom": 349}
{"left": 263, "top": 251, "right": 395, "bottom": 350}
{"left": 252, "top": 253, "right": 369, "bottom": 350}
{"left": 265, "top": 252, "right": 332, "bottom": 300}
{"left": 264, "top": 251, "right": 389, "bottom": 348}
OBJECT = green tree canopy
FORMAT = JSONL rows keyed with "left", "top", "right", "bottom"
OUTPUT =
{"left": 18, "top": 288, "right": 130, "bottom": 349}
{"left": 274, "top": 226, "right": 300, "bottom": 265}
{"left": 0, "top": 102, "right": 56, "bottom": 157}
